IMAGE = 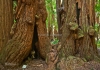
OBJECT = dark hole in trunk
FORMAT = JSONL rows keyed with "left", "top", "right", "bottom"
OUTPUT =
{"left": 32, "top": 24, "right": 40, "bottom": 59}
{"left": 32, "top": 24, "right": 45, "bottom": 60}
{"left": 23, "top": 24, "right": 41, "bottom": 63}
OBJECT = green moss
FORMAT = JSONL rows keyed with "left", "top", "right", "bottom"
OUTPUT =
{"left": 69, "top": 22, "right": 78, "bottom": 31}
{"left": 78, "top": 28, "right": 84, "bottom": 38}
{"left": 88, "top": 26, "right": 95, "bottom": 36}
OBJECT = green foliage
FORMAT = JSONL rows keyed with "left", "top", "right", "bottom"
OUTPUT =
{"left": 97, "top": 40, "right": 100, "bottom": 48}
{"left": 45, "top": 0, "right": 58, "bottom": 30}
{"left": 13, "top": 1, "right": 17, "bottom": 12}
{"left": 51, "top": 38, "right": 59, "bottom": 45}
{"left": 95, "top": 0, "right": 100, "bottom": 16}
{"left": 13, "top": 1, "right": 17, "bottom": 8}
{"left": 94, "top": 24, "right": 100, "bottom": 48}
{"left": 13, "top": 1, "right": 17, "bottom": 23}
{"left": 94, "top": 23, "right": 99, "bottom": 32}
{"left": 95, "top": 3, "right": 100, "bottom": 12}
{"left": 14, "top": 20, "right": 16, "bottom": 23}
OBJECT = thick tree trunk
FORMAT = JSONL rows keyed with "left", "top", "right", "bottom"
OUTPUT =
{"left": 56, "top": 0, "right": 62, "bottom": 40}
{"left": 59, "top": 0, "right": 98, "bottom": 60}
{"left": 36, "top": 0, "right": 51, "bottom": 59}
{"left": 0, "top": 0, "right": 13, "bottom": 51}
{"left": 0, "top": 0, "right": 38, "bottom": 66}
{"left": 77, "top": 0, "right": 98, "bottom": 60}
{"left": 0, "top": 0, "right": 51, "bottom": 67}
{"left": 56, "top": 0, "right": 98, "bottom": 69}
{"left": 59, "top": 0, "right": 76, "bottom": 58}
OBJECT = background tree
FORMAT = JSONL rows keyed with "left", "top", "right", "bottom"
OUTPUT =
{"left": 0, "top": 0, "right": 13, "bottom": 51}
{"left": 46, "top": 0, "right": 58, "bottom": 41}
{"left": 56, "top": 0, "right": 63, "bottom": 40}
{"left": 95, "top": 0, "right": 100, "bottom": 46}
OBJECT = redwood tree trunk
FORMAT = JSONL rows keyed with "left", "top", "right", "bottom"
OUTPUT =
{"left": 56, "top": 0, "right": 62, "bottom": 40}
{"left": 0, "top": 0, "right": 38, "bottom": 66}
{"left": 0, "top": 0, "right": 51, "bottom": 67}
{"left": 59, "top": 0, "right": 76, "bottom": 58}
{"left": 78, "top": 0, "right": 97, "bottom": 60}
{"left": 0, "top": 0, "right": 13, "bottom": 51}
{"left": 59, "top": 0, "right": 98, "bottom": 60}
{"left": 36, "top": 0, "right": 51, "bottom": 59}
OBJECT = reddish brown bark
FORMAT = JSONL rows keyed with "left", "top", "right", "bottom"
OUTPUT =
{"left": 56, "top": 0, "right": 62, "bottom": 40}
{"left": 59, "top": 0, "right": 98, "bottom": 60}
{"left": 0, "top": 0, "right": 51, "bottom": 67}
{"left": 78, "top": 0, "right": 97, "bottom": 60}
{"left": 0, "top": 0, "right": 38, "bottom": 66}
{"left": 36, "top": 0, "right": 51, "bottom": 59}
{"left": 59, "top": 0, "right": 76, "bottom": 58}
{"left": 0, "top": 0, "right": 13, "bottom": 51}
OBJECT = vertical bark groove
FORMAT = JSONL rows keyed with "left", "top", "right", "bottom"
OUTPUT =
{"left": 0, "top": 0, "right": 13, "bottom": 51}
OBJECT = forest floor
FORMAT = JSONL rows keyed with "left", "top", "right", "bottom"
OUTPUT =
{"left": 0, "top": 49, "right": 100, "bottom": 70}
{"left": 0, "top": 58, "right": 100, "bottom": 70}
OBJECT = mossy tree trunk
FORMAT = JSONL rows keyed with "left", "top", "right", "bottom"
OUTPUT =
{"left": 77, "top": 0, "right": 97, "bottom": 60}
{"left": 59, "top": 0, "right": 76, "bottom": 58}
{"left": 59, "top": 0, "right": 98, "bottom": 60}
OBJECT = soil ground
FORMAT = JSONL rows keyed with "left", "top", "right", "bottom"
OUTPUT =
{"left": 23, "top": 60, "right": 100, "bottom": 70}
{"left": 0, "top": 59, "right": 100, "bottom": 70}
{"left": 0, "top": 49, "right": 100, "bottom": 70}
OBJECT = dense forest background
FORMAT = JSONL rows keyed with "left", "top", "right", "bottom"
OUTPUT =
{"left": 0, "top": 0, "right": 100, "bottom": 70}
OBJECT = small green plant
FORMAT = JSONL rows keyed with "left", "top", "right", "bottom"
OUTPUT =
{"left": 97, "top": 40, "right": 100, "bottom": 48}
{"left": 94, "top": 23, "right": 99, "bottom": 32}
{"left": 51, "top": 38, "right": 59, "bottom": 45}
{"left": 94, "top": 23, "right": 100, "bottom": 48}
